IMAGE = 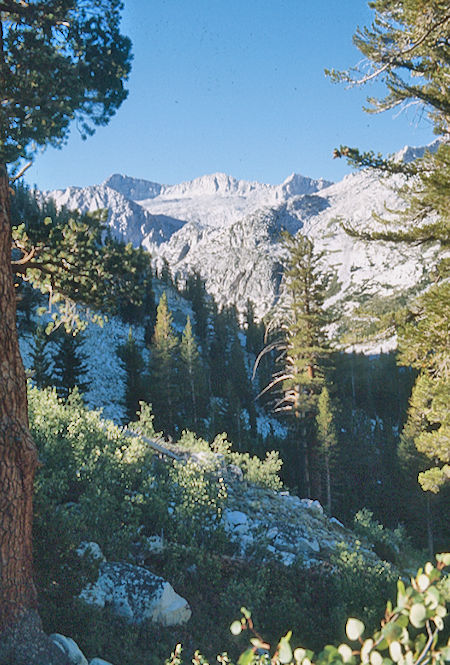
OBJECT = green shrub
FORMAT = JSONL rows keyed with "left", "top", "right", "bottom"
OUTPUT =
{"left": 167, "top": 554, "right": 450, "bottom": 665}
{"left": 353, "top": 508, "right": 408, "bottom": 563}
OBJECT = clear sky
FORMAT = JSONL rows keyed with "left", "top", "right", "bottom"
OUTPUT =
{"left": 27, "top": 0, "right": 435, "bottom": 191}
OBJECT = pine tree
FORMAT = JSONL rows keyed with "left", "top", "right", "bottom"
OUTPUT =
{"left": 316, "top": 386, "right": 338, "bottom": 514}
{"left": 209, "top": 303, "right": 229, "bottom": 398}
{"left": 244, "top": 298, "right": 264, "bottom": 356}
{"left": 0, "top": 1, "right": 131, "bottom": 654}
{"left": 257, "top": 232, "right": 330, "bottom": 496}
{"left": 117, "top": 329, "right": 146, "bottom": 423}
{"left": 185, "top": 271, "right": 209, "bottom": 342}
{"left": 328, "top": 0, "right": 449, "bottom": 499}
{"left": 228, "top": 334, "right": 257, "bottom": 437}
{"left": 179, "top": 315, "right": 206, "bottom": 429}
{"left": 53, "top": 329, "right": 89, "bottom": 399}
{"left": 29, "top": 325, "right": 52, "bottom": 390}
{"left": 148, "top": 292, "right": 179, "bottom": 435}
{"left": 397, "top": 282, "right": 450, "bottom": 493}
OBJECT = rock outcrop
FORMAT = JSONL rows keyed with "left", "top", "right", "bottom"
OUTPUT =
{"left": 80, "top": 561, "right": 191, "bottom": 626}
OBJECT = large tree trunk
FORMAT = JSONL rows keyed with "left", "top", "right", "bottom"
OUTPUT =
{"left": 0, "top": 164, "right": 38, "bottom": 627}
{"left": 0, "top": 166, "right": 67, "bottom": 664}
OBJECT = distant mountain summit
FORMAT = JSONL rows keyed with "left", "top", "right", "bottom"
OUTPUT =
{"left": 46, "top": 146, "right": 441, "bottom": 336}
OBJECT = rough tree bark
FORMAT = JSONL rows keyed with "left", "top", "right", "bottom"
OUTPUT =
{"left": 0, "top": 165, "right": 67, "bottom": 665}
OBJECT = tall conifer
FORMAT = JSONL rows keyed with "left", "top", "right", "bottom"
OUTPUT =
{"left": 316, "top": 386, "right": 338, "bottom": 514}
{"left": 53, "top": 329, "right": 89, "bottom": 399}
{"left": 117, "top": 329, "right": 146, "bottom": 423}
{"left": 257, "top": 232, "right": 330, "bottom": 496}
{"left": 179, "top": 315, "right": 206, "bottom": 429}
{"left": 29, "top": 325, "right": 52, "bottom": 390}
{"left": 148, "top": 292, "right": 179, "bottom": 435}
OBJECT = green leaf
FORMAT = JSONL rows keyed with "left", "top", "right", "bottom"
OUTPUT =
{"left": 238, "top": 648, "right": 254, "bottom": 665}
{"left": 346, "top": 618, "right": 365, "bottom": 641}
{"left": 436, "top": 553, "right": 450, "bottom": 567}
{"left": 382, "top": 622, "right": 403, "bottom": 645}
{"left": 409, "top": 604, "right": 427, "bottom": 629}
{"left": 388, "top": 642, "right": 402, "bottom": 663}
{"left": 230, "top": 621, "right": 242, "bottom": 636}
{"left": 338, "top": 644, "right": 353, "bottom": 663}
{"left": 279, "top": 634, "right": 293, "bottom": 664}
{"left": 294, "top": 648, "right": 307, "bottom": 663}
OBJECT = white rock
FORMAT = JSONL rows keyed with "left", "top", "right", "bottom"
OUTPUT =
{"left": 330, "top": 517, "right": 345, "bottom": 529}
{"left": 296, "top": 537, "right": 320, "bottom": 553}
{"left": 80, "top": 562, "right": 191, "bottom": 626}
{"left": 279, "top": 551, "right": 297, "bottom": 566}
{"left": 266, "top": 527, "right": 279, "bottom": 539}
{"left": 76, "top": 541, "right": 106, "bottom": 562}
{"left": 227, "top": 464, "right": 244, "bottom": 482}
{"left": 50, "top": 634, "right": 88, "bottom": 665}
{"left": 89, "top": 660, "right": 114, "bottom": 665}
{"left": 300, "top": 499, "right": 324, "bottom": 515}
{"left": 144, "top": 535, "right": 165, "bottom": 554}
{"left": 223, "top": 509, "right": 249, "bottom": 530}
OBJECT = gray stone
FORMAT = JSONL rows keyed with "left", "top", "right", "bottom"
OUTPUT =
{"left": 279, "top": 551, "right": 297, "bottom": 566}
{"left": 80, "top": 562, "right": 191, "bottom": 626}
{"left": 300, "top": 499, "right": 324, "bottom": 515}
{"left": 144, "top": 535, "right": 164, "bottom": 554}
{"left": 266, "top": 527, "right": 279, "bottom": 540}
{"left": 227, "top": 464, "right": 244, "bottom": 482}
{"left": 330, "top": 517, "right": 345, "bottom": 529}
{"left": 223, "top": 509, "right": 249, "bottom": 531}
{"left": 50, "top": 635, "right": 88, "bottom": 665}
{"left": 89, "top": 659, "right": 114, "bottom": 665}
{"left": 296, "top": 537, "right": 320, "bottom": 554}
{"left": 76, "top": 541, "right": 105, "bottom": 562}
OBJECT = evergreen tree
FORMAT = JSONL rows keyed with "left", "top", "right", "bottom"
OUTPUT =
{"left": 257, "top": 232, "right": 330, "bottom": 496}
{"left": 185, "top": 271, "right": 209, "bottom": 342}
{"left": 209, "top": 303, "right": 229, "bottom": 398}
{"left": 0, "top": 1, "right": 131, "bottom": 653}
{"left": 179, "top": 315, "right": 206, "bottom": 429}
{"left": 316, "top": 386, "right": 338, "bottom": 514}
{"left": 329, "top": 0, "right": 449, "bottom": 501}
{"left": 148, "top": 292, "right": 179, "bottom": 435}
{"left": 159, "top": 257, "right": 172, "bottom": 285}
{"left": 117, "top": 329, "right": 146, "bottom": 423}
{"left": 29, "top": 325, "right": 52, "bottom": 390}
{"left": 244, "top": 298, "right": 264, "bottom": 356}
{"left": 396, "top": 282, "right": 450, "bottom": 491}
{"left": 228, "top": 334, "right": 257, "bottom": 437}
{"left": 53, "top": 329, "right": 89, "bottom": 399}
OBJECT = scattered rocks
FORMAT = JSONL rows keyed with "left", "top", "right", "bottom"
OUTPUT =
{"left": 50, "top": 635, "right": 88, "bottom": 665}
{"left": 221, "top": 483, "right": 372, "bottom": 566}
{"left": 80, "top": 562, "right": 191, "bottom": 626}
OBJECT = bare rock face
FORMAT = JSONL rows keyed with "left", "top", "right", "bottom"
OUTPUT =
{"left": 80, "top": 562, "right": 191, "bottom": 626}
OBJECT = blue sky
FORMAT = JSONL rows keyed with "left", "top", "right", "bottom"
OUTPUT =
{"left": 27, "top": 0, "right": 435, "bottom": 191}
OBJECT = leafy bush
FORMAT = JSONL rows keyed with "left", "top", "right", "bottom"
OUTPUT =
{"left": 353, "top": 509, "right": 408, "bottom": 563}
{"left": 169, "top": 458, "right": 228, "bottom": 545}
{"left": 167, "top": 554, "right": 450, "bottom": 665}
{"left": 176, "top": 430, "right": 283, "bottom": 490}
